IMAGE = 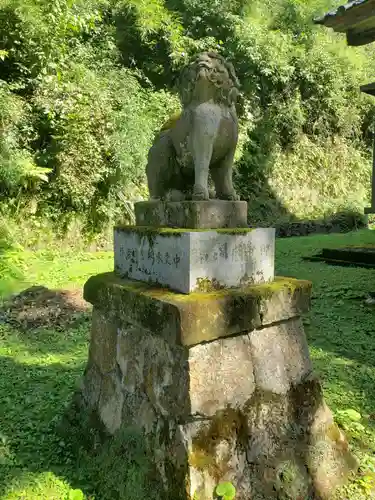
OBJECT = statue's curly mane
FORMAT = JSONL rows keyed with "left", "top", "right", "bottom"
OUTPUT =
{"left": 179, "top": 52, "right": 240, "bottom": 107}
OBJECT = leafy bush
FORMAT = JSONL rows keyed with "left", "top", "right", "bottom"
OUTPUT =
{"left": 0, "top": 83, "right": 35, "bottom": 193}
{"left": 32, "top": 59, "right": 179, "bottom": 230}
{"left": 0, "top": 218, "right": 25, "bottom": 297}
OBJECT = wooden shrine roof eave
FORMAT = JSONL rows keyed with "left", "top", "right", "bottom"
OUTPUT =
{"left": 360, "top": 81, "right": 375, "bottom": 95}
{"left": 314, "top": 0, "right": 375, "bottom": 46}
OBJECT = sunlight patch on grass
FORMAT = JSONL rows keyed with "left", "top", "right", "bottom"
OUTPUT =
{"left": 3, "top": 471, "right": 73, "bottom": 500}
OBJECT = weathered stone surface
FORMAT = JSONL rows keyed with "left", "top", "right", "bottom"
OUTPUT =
{"left": 134, "top": 200, "right": 248, "bottom": 229}
{"left": 98, "top": 371, "right": 123, "bottom": 435}
{"left": 114, "top": 226, "right": 275, "bottom": 294}
{"left": 246, "top": 391, "right": 293, "bottom": 465}
{"left": 273, "top": 459, "right": 311, "bottom": 499}
{"left": 80, "top": 363, "right": 102, "bottom": 409}
{"left": 307, "top": 401, "right": 359, "bottom": 498}
{"left": 74, "top": 276, "right": 356, "bottom": 500}
{"left": 117, "top": 324, "right": 190, "bottom": 419}
{"left": 257, "top": 284, "right": 311, "bottom": 325}
{"left": 249, "top": 318, "right": 313, "bottom": 395}
{"left": 84, "top": 272, "right": 312, "bottom": 346}
{"left": 75, "top": 317, "right": 357, "bottom": 500}
{"left": 188, "top": 335, "right": 255, "bottom": 417}
{"left": 182, "top": 414, "right": 250, "bottom": 499}
{"left": 89, "top": 308, "right": 118, "bottom": 374}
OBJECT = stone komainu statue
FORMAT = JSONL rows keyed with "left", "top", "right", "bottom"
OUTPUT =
{"left": 146, "top": 52, "right": 241, "bottom": 201}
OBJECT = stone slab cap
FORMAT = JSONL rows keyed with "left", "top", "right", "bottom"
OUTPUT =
{"left": 83, "top": 272, "right": 312, "bottom": 346}
{"left": 134, "top": 200, "right": 248, "bottom": 229}
{"left": 114, "top": 226, "right": 275, "bottom": 294}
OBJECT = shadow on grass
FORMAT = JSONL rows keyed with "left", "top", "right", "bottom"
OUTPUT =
{"left": 0, "top": 351, "right": 362, "bottom": 500}
{"left": 304, "top": 293, "right": 375, "bottom": 371}
{"left": 0, "top": 354, "right": 167, "bottom": 500}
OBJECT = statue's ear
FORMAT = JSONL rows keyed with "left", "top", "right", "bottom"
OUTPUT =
{"left": 228, "top": 87, "right": 240, "bottom": 105}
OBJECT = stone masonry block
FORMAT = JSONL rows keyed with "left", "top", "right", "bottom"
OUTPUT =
{"left": 134, "top": 200, "right": 248, "bottom": 229}
{"left": 89, "top": 308, "right": 118, "bottom": 374}
{"left": 116, "top": 324, "right": 190, "bottom": 419}
{"left": 249, "top": 318, "right": 313, "bottom": 395}
{"left": 98, "top": 371, "right": 124, "bottom": 435}
{"left": 84, "top": 272, "right": 312, "bottom": 346}
{"left": 80, "top": 363, "right": 102, "bottom": 409}
{"left": 114, "top": 226, "right": 275, "bottom": 294}
{"left": 188, "top": 335, "right": 255, "bottom": 417}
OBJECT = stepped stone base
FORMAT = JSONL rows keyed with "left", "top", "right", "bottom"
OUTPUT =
{"left": 67, "top": 273, "right": 357, "bottom": 500}
{"left": 134, "top": 200, "right": 248, "bottom": 229}
{"left": 114, "top": 226, "right": 275, "bottom": 294}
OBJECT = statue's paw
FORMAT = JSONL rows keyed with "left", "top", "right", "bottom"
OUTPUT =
{"left": 230, "top": 192, "right": 240, "bottom": 201}
{"left": 192, "top": 184, "right": 209, "bottom": 201}
{"left": 166, "top": 189, "right": 186, "bottom": 202}
{"left": 218, "top": 191, "right": 240, "bottom": 201}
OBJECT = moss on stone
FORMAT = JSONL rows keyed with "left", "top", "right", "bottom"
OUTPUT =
{"left": 115, "top": 225, "right": 254, "bottom": 235}
{"left": 166, "top": 276, "right": 311, "bottom": 303}
{"left": 326, "top": 423, "right": 343, "bottom": 443}
{"left": 188, "top": 408, "right": 248, "bottom": 483}
{"left": 189, "top": 449, "right": 216, "bottom": 470}
{"left": 195, "top": 277, "right": 225, "bottom": 292}
{"left": 84, "top": 272, "right": 312, "bottom": 346}
{"left": 215, "top": 227, "right": 254, "bottom": 235}
{"left": 115, "top": 225, "right": 183, "bottom": 236}
{"left": 85, "top": 272, "right": 311, "bottom": 304}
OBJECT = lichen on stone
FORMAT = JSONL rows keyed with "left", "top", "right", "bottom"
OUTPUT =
{"left": 115, "top": 225, "right": 254, "bottom": 235}
{"left": 195, "top": 277, "right": 225, "bottom": 292}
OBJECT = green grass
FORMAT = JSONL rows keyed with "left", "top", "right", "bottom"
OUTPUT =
{"left": 1, "top": 230, "right": 375, "bottom": 498}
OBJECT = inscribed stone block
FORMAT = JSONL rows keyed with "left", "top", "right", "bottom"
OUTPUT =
{"left": 114, "top": 226, "right": 275, "bottom": 294}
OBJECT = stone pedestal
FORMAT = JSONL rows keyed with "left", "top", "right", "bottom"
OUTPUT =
{"left": 68, "top": 198, "right": 356, "bottom": 499}
{"left": 70, "top": 273, "right": 357, "bottom": 500}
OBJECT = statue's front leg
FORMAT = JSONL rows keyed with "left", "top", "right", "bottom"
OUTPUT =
{"left": 190, "top": 109, "right": 220, "bottom": 201}
{"left": 211, "top": 148, "right": 239, "bottom": 201}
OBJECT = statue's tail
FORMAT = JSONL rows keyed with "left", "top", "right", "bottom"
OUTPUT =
{"left": 159, "top": 111, "right": 182, "bottom": 132}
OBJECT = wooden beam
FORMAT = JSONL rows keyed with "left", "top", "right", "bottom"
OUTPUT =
{"left": 322, "top": 0, "right": 375, "bottom": 30}
{"left": 360, "top": 82, "right": 375, "bottom": 95}
{"left": 347, "top": 26, "right": 375, "bottom": 44}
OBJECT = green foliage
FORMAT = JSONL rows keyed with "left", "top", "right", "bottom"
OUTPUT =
{"left": 0, "top": 0, "right": 375, "bottom": 231}
{"left": 230, "top": 1, "right": 374, "bottom": 221}
{"left": 0, "top": 83, "right": 37, "bottom": 195}
{"left": 67, "top": 489, "right": 85, "bottom": 500}
{"left": 33, "top": 59, "right": 178, "bottom": 229}
{"left": 0, "top": 218, "right": 25, "bottom": 297}
{"left": 215, "top": 481, "right": 236, "bottom": 499}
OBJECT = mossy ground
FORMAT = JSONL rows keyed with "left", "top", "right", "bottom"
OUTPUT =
{"left": 2, "top": 230, "right": 375, "bottom": 498}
